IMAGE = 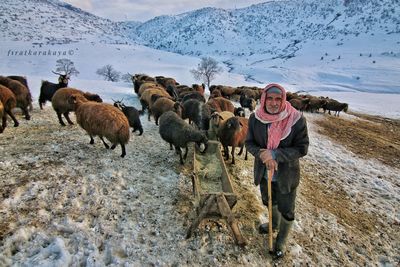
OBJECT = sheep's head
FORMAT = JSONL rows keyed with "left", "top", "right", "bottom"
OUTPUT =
{"left": 84, "top": 92, "right": 103, "bottom": 103}
{"left": 196, "top": 132, "right": 208, "bottom": 153}
{"left": 234, "top": 107, "right": 245, "bottom": 117}
{"left": 68, "top": 94, "right": 87, "bottom": 109}
{"left": 343, "top": 103, "right": 349, "bottom": 112}
{"left": 210, "top": 112, "right": 223, "bottom": 127}
{"left": 52, "top": 71, "right": 70, "bottom": 85}
{"left": 166, "top": 85, "right": 178, "bottom": 99}
{"left": 113, "top": 99, "right": 124, "bottom": 110}
{"left": 173, "top": 102, "right": 183, "bottom": 118}
{"left": 226, "top": 117, "right": 242, "bottom": 131}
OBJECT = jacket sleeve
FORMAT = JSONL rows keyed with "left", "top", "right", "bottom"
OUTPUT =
{"left": 275, "top": 116, "right": 309, "bottom": 163}
{"left": 245, "top": 114, "right": 262, "bottom": 159}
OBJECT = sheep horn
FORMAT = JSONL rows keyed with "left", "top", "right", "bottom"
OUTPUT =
{"left": 52, "top": 70, "right": 63, "bottom": 76}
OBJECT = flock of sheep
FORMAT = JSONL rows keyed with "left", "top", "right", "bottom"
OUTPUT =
{"left": 0, "top": 72, "right": 348, "bottom": 163}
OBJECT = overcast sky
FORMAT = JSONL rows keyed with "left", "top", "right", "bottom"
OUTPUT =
{"left": 62, "top": 0, "right": 267, "bottom": 22}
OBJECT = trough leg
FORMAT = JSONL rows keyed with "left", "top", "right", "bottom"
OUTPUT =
{"left": 216, "top": 194, "right": 247, "bottom": 247}
{"left": 186, "top": 195, "right": 216, "bottom": 239}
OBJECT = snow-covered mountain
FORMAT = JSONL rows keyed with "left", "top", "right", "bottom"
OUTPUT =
{"left": 0, "top": 0, "right": 133, "bottom": 44}
{"left": 129, "top": 0, "right": 400, "bottom": 57}
{"left": 2, "top": 0, "right": 398, "bottom": 57}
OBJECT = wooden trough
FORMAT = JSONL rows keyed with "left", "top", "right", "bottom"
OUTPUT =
{"left": 186, "top": 140, "right": 247, "bottom": 246}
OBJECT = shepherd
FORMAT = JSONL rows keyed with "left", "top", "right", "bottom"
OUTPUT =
{"left": 245, "top": 83, "right": 309, "bottom": 259}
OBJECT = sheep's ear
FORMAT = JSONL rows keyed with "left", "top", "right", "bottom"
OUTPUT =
{"left": 218, "top": 114, "right": 223, "bottom": 120}
{"left": 239, "top": 122, "right": 243, "bottom": 127}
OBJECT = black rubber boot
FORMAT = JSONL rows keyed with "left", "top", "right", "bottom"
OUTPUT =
{"left": 258, "top": 205, "right": 281, "bottom": 234}
{"left": 273, "top": 216, "right": 293, "bottom": 259}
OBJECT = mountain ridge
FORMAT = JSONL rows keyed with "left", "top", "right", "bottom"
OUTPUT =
{"left": 1, "top": 0, "right": 398, "bottom": 56}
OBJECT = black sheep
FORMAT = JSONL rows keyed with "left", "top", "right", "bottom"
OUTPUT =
{"left": 159, "top": 111, "right": 208, "bottom": 164}
{"left": 239, "top": 94, "right": 257, "bottom": 112}
{"left": 324, "top": 100, "right": 348, "bottom": 116}
{"left": 114, "top": 101, "right": 143, "bottom": 135}
{"left": 182, "top": 99, "right": 213, "bottom": 131}
{"left": 39, "top": 73, "right": 69, "bottom": 109}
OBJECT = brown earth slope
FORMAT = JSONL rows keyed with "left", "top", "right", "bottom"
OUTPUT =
{"left": 0, "top": 107, "right": 399, "bottom": 266}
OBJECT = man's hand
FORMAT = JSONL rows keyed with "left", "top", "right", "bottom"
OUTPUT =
{"left": 265, "top": 159, "right": 278, "bottom": 171}
{"left": 260, "top": 149, "right": 273, "bottom": 163}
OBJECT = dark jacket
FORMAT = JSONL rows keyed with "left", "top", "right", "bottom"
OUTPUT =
{"left": 245, "top": 113, "right": 309, "bottom": 194}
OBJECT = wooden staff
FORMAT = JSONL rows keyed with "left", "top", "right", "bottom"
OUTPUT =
{"left": 267, "top": 168, "right": 274, "bottom": 253}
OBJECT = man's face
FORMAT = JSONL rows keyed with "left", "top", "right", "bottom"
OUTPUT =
{"left": 265, "top": 92, "right": 283, "bottom": 114}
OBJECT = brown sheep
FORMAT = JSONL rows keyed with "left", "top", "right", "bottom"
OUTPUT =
{"left": 307, "top": 97, "right": 327, "bottom": 113}
{"left": 176, "top": 85, "right": 195, "bottom": 97}
{"left": 289, "top": 98, "right": 310, "bottom": 112}
{"left": 133, "top": 74, "right": 156, "bottom": 95}
{"left": 0, "top": 101, "right": 3, "bottom": 133}
{"left": 0, "top": 76, "right": 31, "bottom": 120}
{"left": 138, "top": 81, "right": 163, "bottom": 97}
{"left": 241, "top": 88, "right": 258, "bottom": 99}
{"left": 52, "top": 88, "right": 103, "bottom": 126}
{"left": 207, "top": 111, "right": 234, "bottom": 140}
{"left": 7, "top": 75, "right": 33, "bottom": 111}
{"left": 71, "top": 94, "right": 130, "bottom": 157}
{"left": 209, "top": 89, "right": 222, "bottom": 99}
{"left": 0, "top": 84, "right": 19, "bottom": 131}
{"left": 218, "top": 116, "right": 249, "bottom": 164}
{"left": 219, "top": 86, "right": 237, "bottom": 99}
{"left": 155, "top": 76, "right": 177, "bottom": 89}
{"left": 151, "top": 97, "right": 182, "bottom": 125}
{"left": 192, "top": 84, "right": 205, "bottom": 95}
{"left": 206, "top": 97, "right": 235, "bottom": 113}
{"left": 139, "top": 88, "right": 171, "bottom": 118}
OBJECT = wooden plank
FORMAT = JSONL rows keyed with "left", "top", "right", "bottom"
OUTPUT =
{"left": 186, "top": 195, "right": 216, "bottom": 239}
{"left": 189, "top": 141, "right": 244, "bottom": 246}
{"left": 216, "top": 193, "right": 247, "bottom": 247}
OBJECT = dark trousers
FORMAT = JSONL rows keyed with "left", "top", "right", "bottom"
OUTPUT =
{"left": 260, "top": 179, "right": 297, "bottom": 221}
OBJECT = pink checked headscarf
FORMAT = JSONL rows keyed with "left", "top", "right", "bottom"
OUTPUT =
{"left": 255, "top": 83, "right": 301, "bottom": 149}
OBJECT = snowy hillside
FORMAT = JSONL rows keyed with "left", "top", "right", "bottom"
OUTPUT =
{"left": 0, "top": 0, "right": 132, "bottom": 44}
{"left": 130, "top": 0, "right": 400, "bottom": 57}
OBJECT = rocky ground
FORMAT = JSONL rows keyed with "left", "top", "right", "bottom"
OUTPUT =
{"left": 0, "top": 104, "right": 399, "bottom": 266}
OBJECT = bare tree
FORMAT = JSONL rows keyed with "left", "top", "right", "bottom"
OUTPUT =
{"left": 96, "top": 65, "right": 121, "bottom": 82}
{"left": 55, "top": 58, "right": 79, "bottom": 76}
{"left": 121, "top": 73, "right": 133, "bottom": 83}
{"left": 190, "top": 57, "right": 222, "bottom": 89}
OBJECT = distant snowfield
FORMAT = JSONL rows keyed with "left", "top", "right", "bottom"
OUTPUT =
{"left": 0, "top": 38, "right": 399, "bottom": 118}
